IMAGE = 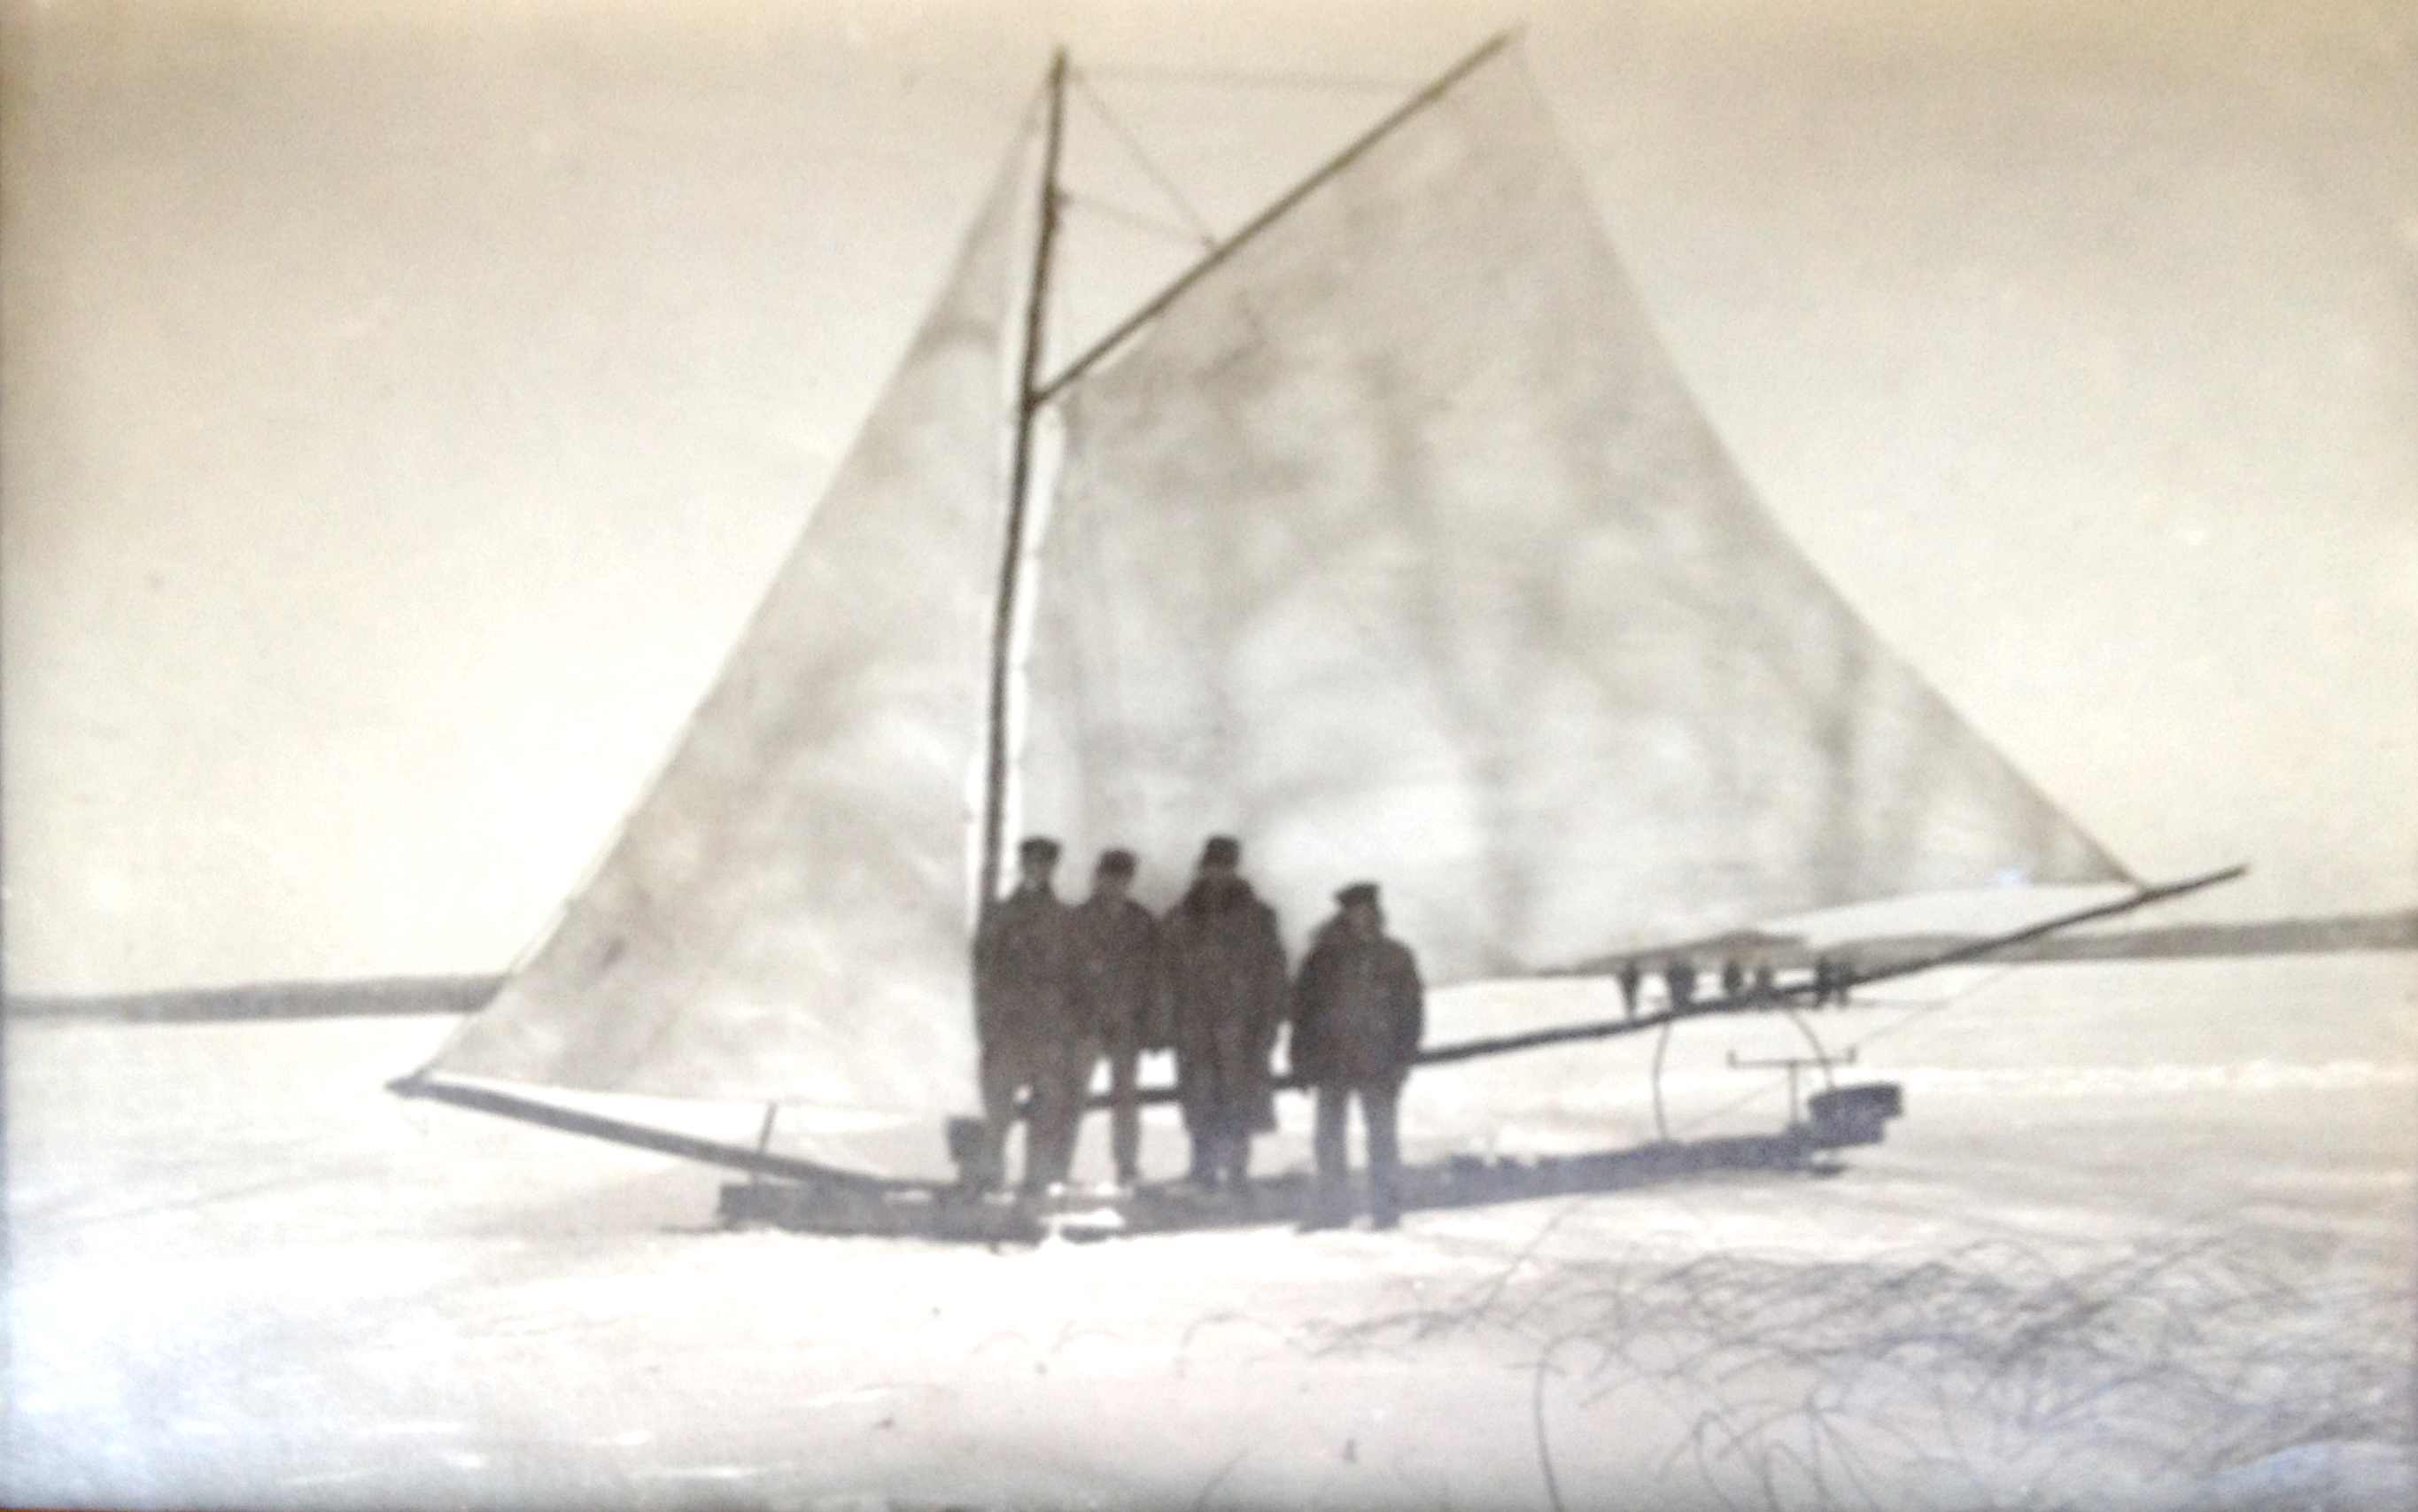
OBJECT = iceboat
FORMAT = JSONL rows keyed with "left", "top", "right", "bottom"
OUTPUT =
{"left": 393, "top": 36, "right": 2239, "bottom": 1240}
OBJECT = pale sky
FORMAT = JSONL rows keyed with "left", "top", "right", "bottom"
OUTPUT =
{"left": 4, "top": 0, "right": 2414, "bottom": 993}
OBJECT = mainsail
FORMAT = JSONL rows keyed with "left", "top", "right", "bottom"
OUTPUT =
{"left": 427, "top": 112, "right": 1035, "bottom": 1114}
{"left": 1019, "top": 49, "right": 2130, "bottom": 982}
{"left": 416, "top": 40, "right": 2134, "bottom": 1177}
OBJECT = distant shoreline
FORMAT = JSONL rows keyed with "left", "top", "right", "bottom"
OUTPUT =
{"left": 11, "top": 911, "right": 2413, "bottom": 1024}
{"left": 1840, "top": 909, "right": 2418, "bottom": 972}
{"left": 1535, "top": 908, "right": 2417, "bottom": 982}
{"left": 6, "top": 973, "right": 501, "bottom": 1025}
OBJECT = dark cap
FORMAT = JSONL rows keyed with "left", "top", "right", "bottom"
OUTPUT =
{"left": 1335, "top": 880, "right": 1381, "bottom": 910}
{"left": 1199, "top": 835, "right": 1241, "bottom": 866}
{"left": 1018, "top": 836, "right": 1061, "bottom": 864}
{"left": 1096, "top": 848, "right": 1137, "bottom": 878}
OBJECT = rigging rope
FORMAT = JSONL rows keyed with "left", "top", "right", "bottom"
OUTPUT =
{"left": 1660, "top": 960, "right": 2029, "bottom": 1140}
{"left": 1080, "top": 63, "right": 1423, "bottom": 93}
{"left": 1058, "top": 187, "right": 1214, "bottom": 248}
{"left": 1067, "top": 68, "right": 1220, "bottom": 249}
{"left": 1837, "top": 961, "right": 2028, "bottom": 1055}
{"left": 1653, "top": 1004, "right": 1834, "bottom": 1142}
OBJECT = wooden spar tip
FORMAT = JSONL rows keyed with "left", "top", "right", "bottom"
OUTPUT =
{"left": 2139, "top": 860, "right": 2248, "bottom": 896}
{"left": 385, "top": 1070, "right": 912, "bottom": 1193}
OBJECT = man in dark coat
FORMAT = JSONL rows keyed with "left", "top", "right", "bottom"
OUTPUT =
{"left": 1161, "top": 835, "right": 1288, "bottom": 1190}
{"left": 1063, "top": 847, "right": 1172, "bottom": 1190}
{"left": 972, "top": 835, "right": 1077, "bottom": 1195}
{"left": 1616, "top": 958, "right": 1643, "bottom": 1020}
{"left": 1665, "top": 956, "right": 1698, "bottom": 1012}
{"left": 1290, "top": 881, "right": 1423, "bottom": 1230}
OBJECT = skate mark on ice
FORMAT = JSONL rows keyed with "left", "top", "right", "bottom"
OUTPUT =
{"left": 367, "top": 1417, "right": 471, "bottom": 1438}
{"left": 798, "top": 1384, "right": 905, "bottom": 1408}
{"left": 281, "top": 1467, "right": 381, "bottom": 1489}
{"left": 632, "top": 1463, "right": 768, "bottom": 1482}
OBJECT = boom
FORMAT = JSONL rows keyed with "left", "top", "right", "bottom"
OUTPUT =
{"left": 1097, "top": 864, "right": 2247, "bottom": 1109}
{"left": 395, "top": 865, "right": 2245, "bottom": 1170}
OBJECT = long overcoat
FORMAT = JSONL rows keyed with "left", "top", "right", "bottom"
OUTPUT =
{"left": 973, "top": 887, "right": 1075, "bottom": 1067}
{"left": 1289, "top": 919, "right": 1424, "bottom": 1089}
{"left": 1069, "top": 894, "right": 1174, "bottom": 1051}
{"left": 1161, "top": 880, "right": 1288, "bottom": 1135}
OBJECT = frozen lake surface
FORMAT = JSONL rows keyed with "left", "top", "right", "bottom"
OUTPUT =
{"left": 7, "top": 953, "right": 2414, "bottom": 1509}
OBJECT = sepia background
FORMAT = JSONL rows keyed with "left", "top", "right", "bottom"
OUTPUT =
{"left": 5, "top": 0, "right": 2413, "bottom": 996}
{"left": 5, "top": 4, "right": 2414, "bottom": 1509}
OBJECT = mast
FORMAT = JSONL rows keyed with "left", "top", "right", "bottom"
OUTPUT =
{"left": 977, "top": 50, "right": 1069, "bottom": 918}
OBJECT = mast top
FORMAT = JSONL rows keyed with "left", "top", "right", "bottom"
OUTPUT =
{"left": 1032, "top": 31, "right": 1513, "bottom": 407}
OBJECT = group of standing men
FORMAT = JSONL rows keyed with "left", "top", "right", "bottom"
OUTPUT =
{"left": 1613, "top": 951, "right": 1856, "bottom": 1019}
{"left": 971, "top": 833, "right": 1424, "bottom": 1229}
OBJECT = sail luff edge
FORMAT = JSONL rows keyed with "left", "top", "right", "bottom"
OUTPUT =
{"left": 977, "top": 49, "right": 1071, "bottom": 917}
{"left": 409, "top": 77, "right": 1055, "bottom": 1097}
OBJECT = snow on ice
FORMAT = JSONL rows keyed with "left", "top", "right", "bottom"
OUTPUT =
{"left": 5, "top": 954, "right": 2414, "bottom": 1509}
